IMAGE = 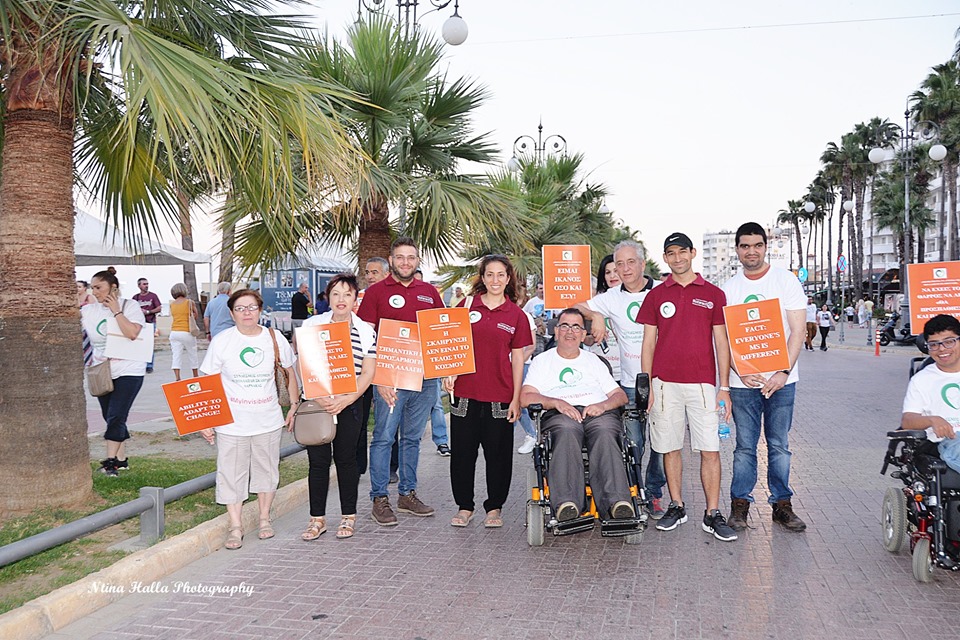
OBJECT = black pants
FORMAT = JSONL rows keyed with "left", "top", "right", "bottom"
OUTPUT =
{"left": 357, "top": 387, "right": 373, "bottom": 474}
{"left": 98, "top": 375, "right": 144, "bottom": 442}
{"left": 819, "top": 326, "right": 830, "bottom": 349}
{"left": 450, "top": 399, "right": 513, "bottom": 513}
{"left": 307, "top": 398, "right": 364, "bottom": 517}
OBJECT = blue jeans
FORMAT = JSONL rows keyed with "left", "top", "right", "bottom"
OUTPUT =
{"left": 622, "top": 384, "right": 666, "bottom": 499}
{"left": 431, "top": 384, "right": 448, "bottom": 446}
{"left": 516, "top": 363, "right": 535, "bottom": 437}
{"left": 729, "top": 383, "right": 797, "bottom": 504}
{"left": 939, "top": 437, "right": 960, "bottom": 474}
{"left": 98, "top": 375, "right": 144, "bottom": 442}
{"left": 369, "top": 378, "right": 439, "bottom": 499}
{"left": 146, "top": 321, "right": 156, "bottom": 369}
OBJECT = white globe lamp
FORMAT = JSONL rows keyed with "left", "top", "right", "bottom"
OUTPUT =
{"left": 442, "top": 14, "right": 468, "bottom": 45}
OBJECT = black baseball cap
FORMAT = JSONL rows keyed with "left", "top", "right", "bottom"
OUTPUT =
{"left": 663, "top": 232, "right": 694, "bottom": 251}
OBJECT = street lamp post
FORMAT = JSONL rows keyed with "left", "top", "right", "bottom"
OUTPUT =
{"left": 507, "top": 121, "right": 567, "bottom": 170}
{"left": 869, "top": 109, "right": 947, "bottom": 332}
{"left": 357, "top": 0, "right": 469, "bottom": 45}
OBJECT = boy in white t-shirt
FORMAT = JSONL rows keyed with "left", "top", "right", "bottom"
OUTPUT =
{"left": 902, "top": 314, "right": 960, "bottom": 472}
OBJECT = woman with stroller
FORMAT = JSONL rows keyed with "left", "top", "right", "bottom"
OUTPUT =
{"left": 444, "top": 255, "right": 532, "bottom": 528}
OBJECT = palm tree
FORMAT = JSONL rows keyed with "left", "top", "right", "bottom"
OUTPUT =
{"left": 776, "top": 199, "right": 806, "bottom": 270}
{"left": 230, "top": 15, "right": 517, "bottom": 272}
{"left": 871, "top": 148, "right": 937, "bottom": 265}
{"left": 0, "top": 0, "right": 363, "bottom": 516}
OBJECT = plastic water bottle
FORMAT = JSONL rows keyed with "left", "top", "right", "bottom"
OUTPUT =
{"left": 718, "top": 401, "right": 730, "bottom": 440}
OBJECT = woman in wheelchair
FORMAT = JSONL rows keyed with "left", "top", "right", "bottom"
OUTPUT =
{"left": 520, "top": 309, "right": 637, "bottom": 526}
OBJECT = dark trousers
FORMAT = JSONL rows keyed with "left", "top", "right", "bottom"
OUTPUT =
{"left": 307, "top": 398, "right": 364, "bottom": 517}
{"left": 357, "top": 387, "right": 373, "bottom": 474}
{"left": 819, "top": 326, "right": 830, "bottom": 349}
{"left": 98, "top": 375, "right": 144, "bottom": 443}
{"left": 450, "top": 399, "right": 513, "bottom": 513}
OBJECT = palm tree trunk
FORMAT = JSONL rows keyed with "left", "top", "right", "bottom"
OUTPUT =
{"left": 827, "top": 208, "right": 834, "bottom": 304}
{"left": 854, "top": 180, "right": 867, "bottom": 300}
{"left": 938, "top": 166, "right": 947, "bottom": 261}
{"left": 0, "top": 24, "right": 93, "bottom": 517}
{"left": 357, "top": 195, "right": 393, "bottom": 275}
{"left": 178, "top": 188, "right": 199, "bottom": 302}
{"left": 949, "top": 163, "right": 958, "bottom": 261}
{"left": 219, "top": 215, "right": 235, "bottom": 284}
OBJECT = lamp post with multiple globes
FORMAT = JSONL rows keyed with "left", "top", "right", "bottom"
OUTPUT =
{"left": 357, "top": 0, "right": 469, "bottom": 45}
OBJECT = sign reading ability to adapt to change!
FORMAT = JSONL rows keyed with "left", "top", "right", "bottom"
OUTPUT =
{"left": 907, "top": 261, "right": 960, "bottom": 335}
{"left": 416, "top": 307, "right": 475, "bottom": 379}
{"left": 542, "top": 245, "right": 592, "bottom": 309}
{"left": 372, "top": 319, "right": 424, "bottom": 392}
{"left": 723, "top": 298, "right": 791, "bottom": 376}
{"left": 162, "top": 374, "right": 234, "bottom": 435}
{"left": 295, "top": 322, "right": 358, "bottom": 399}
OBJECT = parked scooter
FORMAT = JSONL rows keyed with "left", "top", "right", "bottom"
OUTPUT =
{"left": 877, "top": 311, "right": 917, "bottom": 347}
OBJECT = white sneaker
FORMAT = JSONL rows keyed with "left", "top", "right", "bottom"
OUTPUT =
{"left": 517, "top": 435, "right": 536, "bottom": 454}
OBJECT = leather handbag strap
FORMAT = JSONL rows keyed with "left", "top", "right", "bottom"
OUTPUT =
{"left": 269, "top": 327, "right": 281, "bottom": 367}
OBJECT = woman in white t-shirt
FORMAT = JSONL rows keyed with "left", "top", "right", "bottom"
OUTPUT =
{"left": 200, "top": 289, "right": 298, "bottom": 551}
{"left": 81, "top": 270, "right": 147, "bottom": 477}
{"left": 817, "top": 304, "right": 835, "bottom": 351}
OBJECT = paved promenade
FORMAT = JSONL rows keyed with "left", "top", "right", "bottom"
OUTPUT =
{"left": 63, "top": 342, "right": 960, "bottom": 639}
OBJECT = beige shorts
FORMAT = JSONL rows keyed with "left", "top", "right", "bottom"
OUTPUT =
{"left": 215, "top": 429, "right": 282, "bottom": 505}
{"left": 649, "top": 379, "right": 719, "bottom": 454}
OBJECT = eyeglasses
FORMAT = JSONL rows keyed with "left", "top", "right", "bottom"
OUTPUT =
{"left": 232, "top": 305, "right": 260, "bottom": 313}
{"left": 928, "top": 337, "right": 959, "bottom": 351}
{"left": 556, "top": 323, "right": 585, "bottom": 333}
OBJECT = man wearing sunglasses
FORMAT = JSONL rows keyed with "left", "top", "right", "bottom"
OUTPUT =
{"left": 520, "top": 308, "right": 634, "bottom": 522}
{"left": 902, "top": 313, "right": 960, "bottom": 473}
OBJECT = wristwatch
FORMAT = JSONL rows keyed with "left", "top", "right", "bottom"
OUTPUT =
{"left": 719, "top": 386, "right": 731, "bottom": 392}
{"left": 779, "top": 369, "right": 791, "bottom": 376}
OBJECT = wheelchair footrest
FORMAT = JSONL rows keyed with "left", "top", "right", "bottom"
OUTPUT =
{"left": 552, "top": 516, "right": 596, "bottom": 536}
{"left": 599, "top": 517, "right": 645, "bottom": 537}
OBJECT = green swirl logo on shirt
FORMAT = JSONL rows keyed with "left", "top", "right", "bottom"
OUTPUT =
{"left": 626, "top": 301, "right": 641, "bottom": 323}
{"left": 942, "top": 383, "right": 960, "bottom": 410}
{"left": 239, "top": 346, "right": 265, "bottom": 368}
{"left": 743, "top": 294, "right": 764, "bottom": 303}
{"left": 559, "top": 367, "right": 582, "bottom": 385}
{"left": 96, "top": 319, "right": 108, "bottom": 336}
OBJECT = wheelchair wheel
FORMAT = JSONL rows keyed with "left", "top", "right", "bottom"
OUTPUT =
{"left": 625, "top": 530, "right": 643, "bottom": 545}
{"left": 881, "top": 488, "right": 907, "bottom": 553}
{"left": 912, "top": 538, "right": 934, "bottom": 582}
{"left": 527, "top": 502, "right": 545, "bottom": 547}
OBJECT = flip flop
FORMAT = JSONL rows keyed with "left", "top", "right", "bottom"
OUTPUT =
{"left": 450, "top": 510, "right": 474, "bottom": 527}
{"left": 484, "top": 509, "right": 503, "bottom": 528}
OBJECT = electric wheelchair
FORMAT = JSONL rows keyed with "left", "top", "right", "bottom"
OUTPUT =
{"left": 524, "top": 373, "right": 650, "bottom": 546}
{"left": 881, "top": 429, "right": 960, "bottom": 582}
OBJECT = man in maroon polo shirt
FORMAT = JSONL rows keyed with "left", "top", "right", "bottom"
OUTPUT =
{"left": 638, "top": 233, "right": 738, "bottom": 542}
{"left": 357, "top": 236, "right": 445, "bottom": 526}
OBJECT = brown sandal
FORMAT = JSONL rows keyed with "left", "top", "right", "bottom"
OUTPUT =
{"left": 301, "top": 516, "right": 326, "bottom": 541}
{"left": 225, "top": 526, "right": 243, "bottom": 550}
{"left": 336, "top": 515, "right": 356, "bottom": 539}
{"left": 258, "top": 518, "right": 275, "bottom": 540}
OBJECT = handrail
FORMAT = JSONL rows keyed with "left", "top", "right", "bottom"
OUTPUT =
{"left": 0, "top": 443, "right": 305, "bottom": 569}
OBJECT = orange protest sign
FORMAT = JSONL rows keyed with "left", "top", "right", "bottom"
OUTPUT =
{"left": 417, "top": 307, "right": 476, "bottom": 379}
{"left": 908, "top": 261, "right": 960, "bottom": 335}
{"left": 295, "top": 322, "right": 358, "bottom": 399}
{"left": 372, "top": 319, "right": 423, "bottom": 392}
{"left": 161, "top": 374, "right": 234, "bottom": 435}
{"left": 542, "top": 245, "right": 592, "bottom": 309}
{"left": 723, "top": 299, "right": 791, "bottom": 376}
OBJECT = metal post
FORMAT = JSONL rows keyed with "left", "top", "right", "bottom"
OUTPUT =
{"left": 901, "top": 110, "right": 912, "bottom": 332}
{"left": 139, "top": 486, "right": 165, "bottom": 544}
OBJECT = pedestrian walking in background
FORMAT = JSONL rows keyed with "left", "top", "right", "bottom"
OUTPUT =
{"left": 168, "top": 283, "right": 200, "bottom": 381}
{"left": 817, "top": 304, "right": 835, "bottom": 351}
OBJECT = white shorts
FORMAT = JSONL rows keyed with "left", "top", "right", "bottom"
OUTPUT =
{"left": 649, "top": 379, "right": 719, "bottom": 454}
{"left": 215, "top": 429, "right": 282, "bottom": 504}
{"left": 169, "top": 330, "right": 199, "bottom": 371}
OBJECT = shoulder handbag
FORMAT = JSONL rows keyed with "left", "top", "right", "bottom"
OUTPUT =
{"left": 86, "top": 361, "right": 114, "bottom": 397}
{"left": 292, "top": 400, "right": 336, "bottom": 446}
{"left": 188, "top": 300, "right": 204, "bottom": 338}
{"left": 269, "top": 328, "right": 292, "bottom": 407}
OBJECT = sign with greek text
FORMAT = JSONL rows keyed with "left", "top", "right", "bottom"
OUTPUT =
{"left": 417, "top": 307, "right": 475, "bottom": 379}
{"left": 542, "top": 245, "right": 592, "bottom": 309}
{"left": 295, "top": 322, "right": 358, "bottom": 399}
{"left": 372, "top": 319, "right": 423, "bottom": 392}
{"left": 908, "top": 261, "right": 960, "bottom": 335}
{"left": 723, "top": 299, "right": 791, "bottom": 376}
{"left": 162, "top": 374, "right": 234, "bottom": 435}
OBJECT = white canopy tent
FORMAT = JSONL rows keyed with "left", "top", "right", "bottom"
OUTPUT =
{"left": 74, "top": 209, "right": 212, "bottom": 267}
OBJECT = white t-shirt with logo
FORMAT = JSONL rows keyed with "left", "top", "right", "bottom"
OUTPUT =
{"left": 903, "top": 365, "right": 960, "bottom": 441}
{"left": 806, "top": 303, "right": 817, "bottom": 323}
{"left": 722, "top": 266, "right": 806, "bottom": 388}
{"left": 81, "top": 299, "right": 147, "bottom": 378}
{"left": 585, "top": 279, "right": 656, "bottom": 389}
{"left": 588, "top": 317, "right": 621, "bottom": 382}
{"left": 201, "top": 327, "right": 295, "bottom": 437}
{"left": 523, "top": 348, "right": 620, "bottom": 406}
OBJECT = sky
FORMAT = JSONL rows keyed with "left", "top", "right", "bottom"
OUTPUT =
{"left": 78, "top": 1, "right": 960, "bottom": 296}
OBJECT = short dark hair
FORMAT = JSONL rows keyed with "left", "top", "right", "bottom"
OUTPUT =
{"left": 390, "top": 236, "right": 417, "bottom": 255}
{"left": 557, "top": 308, "right": 586, "bottom": 326}
{"left": 735, "top": 222, "right": 767, "bottom": 245}
{"left": 92, "top": 270, "right": 119, "bottom": 289}
{"left": 227, "top": 288, "right": 263, "bottom": 311}
{"left": 922, "top": 314, "right": 960, "bottom": 339}
{"left": 470, "top": 254, "right": 519, "bottom": 302}
{"left": 326, "top": 273, "right": 359, "bottom": 298}
{"left": 137, "top": 278, "right": 148, "bottom": 285}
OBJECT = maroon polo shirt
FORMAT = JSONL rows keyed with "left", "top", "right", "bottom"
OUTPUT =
{"left": 357, "top": 275, "right": 444, "bottom": 326}
{"left": 452, "top": 296, "right": 533, "bottom": 403}
{"left": 636, "top": 273, "right": 726, "bottom": 384}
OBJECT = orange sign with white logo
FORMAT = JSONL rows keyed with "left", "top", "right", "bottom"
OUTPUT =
{"left": 162, "top": 374, "right": 235, "bottom": 435}
{"left": 417, "top": 307, "right": 475, "bottom": 379}
{"left": 908, "top": 261, "right": 960, "bottom": 335}
{"left": 295, "top": 322, "right": 359, "bottom": 399}
{"left": 723, "top": 298, "right": 791, "bottom": 376}
{"left": 372, "top": 319, "right": 423, "bottom": 391}
{"left": 542, "top": 245, "right": 592, "bottom": 309}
